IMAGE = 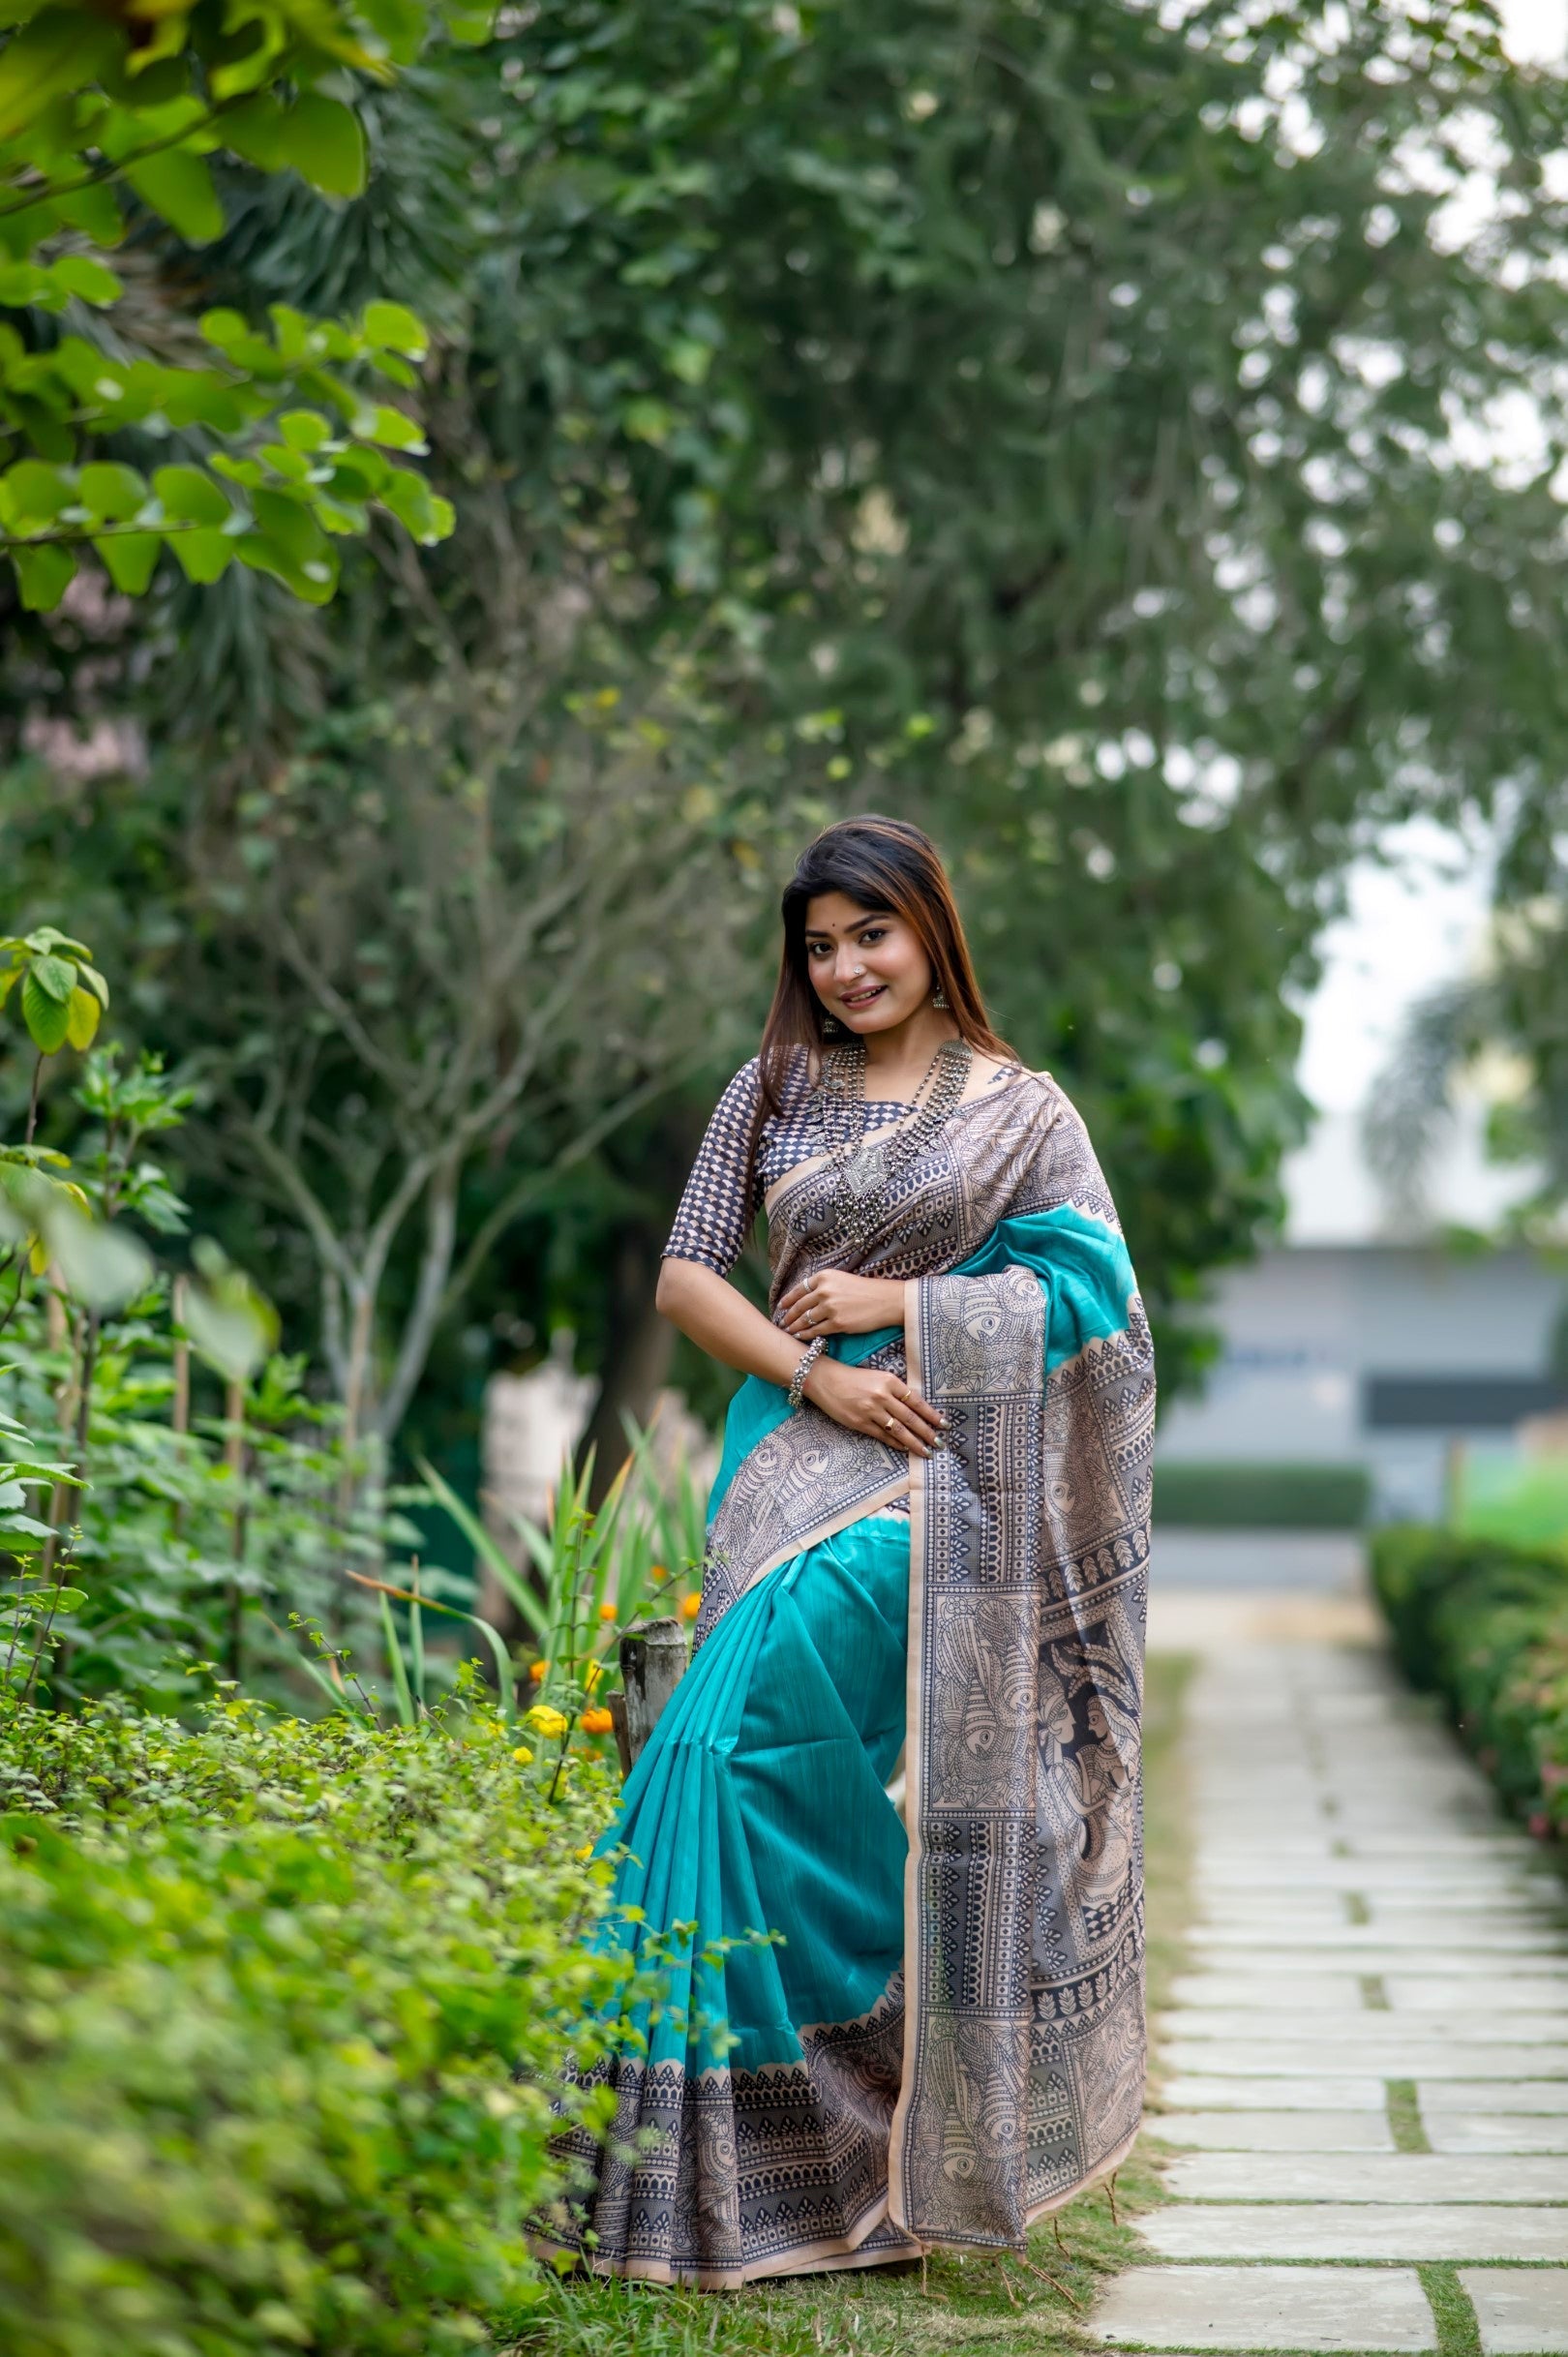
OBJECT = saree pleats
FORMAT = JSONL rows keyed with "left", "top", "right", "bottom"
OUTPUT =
{"left": 546, "top": 1516, "right": 924, "bottom": 2288}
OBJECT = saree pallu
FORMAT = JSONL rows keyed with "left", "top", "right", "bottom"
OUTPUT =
{"left": 546, "top": 1072, "right": 1156, "bottom": 2285}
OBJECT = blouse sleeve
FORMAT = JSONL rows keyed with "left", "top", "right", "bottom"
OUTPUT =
{"left": 661, "top": 1059, "right": 764, "bottom": 1277}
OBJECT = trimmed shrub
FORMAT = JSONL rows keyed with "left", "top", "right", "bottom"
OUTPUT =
{"left": 1371, "top": 1524, "right": 1568, "bottom": 1837}
{"left": 0, "top": 1687, "right": 627, "bottom": 2357}
{"left": 1155, "top": 1461, "right": 1371, "bottom": 1529}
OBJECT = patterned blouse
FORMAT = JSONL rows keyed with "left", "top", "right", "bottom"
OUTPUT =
{"left": 661, "top": 1048, "right": 1021, "bottom": 1276}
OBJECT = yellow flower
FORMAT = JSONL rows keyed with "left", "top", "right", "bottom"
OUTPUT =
{"left": 511, "top": 1745, "right": 534, "bottom": 1766}
{"left": 574, "top": 1842, "right": 594, "bottom": 1861}
{"left": 681, "top": 1592, "right": 702, "bottom": 1621}
{"left": 524, "top": 1705, "right": 569, "bottom": 1739}
{"left": 584, "top": 1659, "right": 604, "bottom": 1689}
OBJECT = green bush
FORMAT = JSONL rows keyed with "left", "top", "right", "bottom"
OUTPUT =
{"left": 1155, "top": 1460, "right": 1371, "bottom": 1528}
{"left": 1371, "top": 1524, "right": 1568, "bottom": 1836}
{"left": 0, "top": 1685, "right": 628, "bottom": 2357}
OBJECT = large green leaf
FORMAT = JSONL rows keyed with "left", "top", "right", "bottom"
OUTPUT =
{"left": 19, "top": 969, "right": 71, "bottom": 1051}
{"left": 280, "top": 92, "right": 368, "bottom": 196}
{"left": 125, "top": 150, "right": 225, "bottom": 245}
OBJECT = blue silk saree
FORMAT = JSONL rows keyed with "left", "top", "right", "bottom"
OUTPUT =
{"left": 547, "top": 1071, "right": 1156, "bottom": 2286}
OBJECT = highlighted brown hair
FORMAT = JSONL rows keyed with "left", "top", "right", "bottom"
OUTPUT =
{"left": 756, "top": 815, "right": 1017, "bottom": 1127}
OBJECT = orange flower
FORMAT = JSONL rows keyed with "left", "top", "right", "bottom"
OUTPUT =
{"left": 598, "top": 1600, "right": 618, "bottom": 1621}
{"left": 528, "top": 1659, "right": 548, "bottom": 1683}
{"left": 581, "top": 1706, "right": 615, "bottom": 1736}
{"left": 681, "top": 1592, "right": 702, "bottom": 1621}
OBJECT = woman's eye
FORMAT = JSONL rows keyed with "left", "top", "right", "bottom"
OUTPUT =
{"left": 859, "top": 928, "right": 887, "bottom": 945}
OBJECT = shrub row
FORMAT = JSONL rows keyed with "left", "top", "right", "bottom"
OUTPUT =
{"left": 1371, "top": 1524, "right": 1568, "bottom": 1837}
{"left": 0, "top": 1686, "right": 625, "bottom": 2357}
{"left": 1155, "top": 1460, "right": 1371, "bottom": 1529}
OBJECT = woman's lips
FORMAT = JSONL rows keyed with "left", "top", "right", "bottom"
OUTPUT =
{"left": 841, "top": 984, "right": 886, "bottom": 1008}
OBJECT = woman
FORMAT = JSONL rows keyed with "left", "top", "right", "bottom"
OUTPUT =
{"left": 548, "top": 816, "right": 1155, "bottom": 2288}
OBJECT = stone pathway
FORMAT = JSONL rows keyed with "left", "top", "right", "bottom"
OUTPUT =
{"left": 1092, "top": 1634, "right": 1568, "bottom": 2354}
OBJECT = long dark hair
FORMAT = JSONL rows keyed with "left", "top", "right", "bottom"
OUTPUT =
{"left": 756, "top": 815, "right": 1017, "bottom": 1128}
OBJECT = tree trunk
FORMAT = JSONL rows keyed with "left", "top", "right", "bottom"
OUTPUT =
{"left": 575, "top": 1216, "right": 676, "bottom": 1508}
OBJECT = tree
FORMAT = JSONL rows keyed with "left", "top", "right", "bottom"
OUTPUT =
{"left": 0, "top": 0, "right": 468, "bottom": 612}
{"left": 12, "top": 0, "right": 1568, "bottom": 1425}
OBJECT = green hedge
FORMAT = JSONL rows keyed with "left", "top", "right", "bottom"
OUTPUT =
{"left": 1155, "top": 1461, "right": 1371, "bottom": 1529}
{"left": 1371, "top": 1524, "right": 1568, "bottom": 1836}
{"left": 0, "top": 1688, "right": 627, "bottom": 2357}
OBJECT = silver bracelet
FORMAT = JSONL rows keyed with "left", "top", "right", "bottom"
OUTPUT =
{"left": 786, "top": 1336, "right": 826, "bottom": 1410}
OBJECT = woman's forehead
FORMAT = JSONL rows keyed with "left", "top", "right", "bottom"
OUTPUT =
{"left": 802, "top": 891, "right": 894, "bottom": 935}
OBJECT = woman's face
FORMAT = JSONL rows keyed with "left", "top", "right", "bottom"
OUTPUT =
{"left": 802, "top": 891, "right": 934, "bottom": 1035}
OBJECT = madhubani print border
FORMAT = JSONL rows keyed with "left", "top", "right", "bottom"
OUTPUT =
{"left": 691, "top": 1377, "right": 912, "bottom": 1650}
{"left": 889, "top": 1248, "right": 1153, "bottom": 2251}
{"left": 539, "top": 1977, "right": 921, "bottom": 2290}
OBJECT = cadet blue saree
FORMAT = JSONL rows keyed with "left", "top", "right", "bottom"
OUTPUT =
{"left": 546, "top": 1071, "right": 1155, "bottom": 2287}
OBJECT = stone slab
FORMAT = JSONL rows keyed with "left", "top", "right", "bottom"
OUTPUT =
{"left": 1164, "top": 2152, "right": 1568, "bottom": 2203}
{"left": 1421, "top": 2083, "right": 1568, "bottom": 2114}
{"left": 1459, "top": 2268, "right": 1568, "bottom": 2356}
{"left": 1169, "top": 1973, "right": 1371, "bottom": 2010}
{"left": 1091, "top": 2265, "right": 1436, "bottom": 2353}
{"left": 1389, "top": 1977, "right": 1568, "bottom": 2011}
{"left": 1160, "top": 2074, "right": 1390, "bottom": 2112}
{"left": 1137, "top": 2204, "right": 1568, "bottom": 2261}
{"left": 1191, "top": 1945, "right": 1568, "bottom": 1973}
{"left": 1195, "top": 1929, "right": 1566, "bottom": 1954}
{"left": 1161, "top": 2013, "right": 1568, "bottom": 2047}
{"left": 1161, "top": 2040, "right": 1568, "bottom": 2079}
{"left": 1427, "top": 2115, "right": 1568, "bottom": 2154}
{"left": 1150, "top": 2111, "right": 1395, "bottom": 2152}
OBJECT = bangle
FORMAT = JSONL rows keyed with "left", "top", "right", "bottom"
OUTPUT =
{"left": 786, "top": 1337, "right": 826, "bottom": 1410}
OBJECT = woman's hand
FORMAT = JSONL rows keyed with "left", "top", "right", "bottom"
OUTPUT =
{"left": 776, "top": 1268, "right": 905, "bottom": 1339}
{"left": 802, "top": 1356, "right": 948, "bottom": 1458}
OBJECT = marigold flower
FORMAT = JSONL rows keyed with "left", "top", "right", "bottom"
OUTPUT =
{"left": 528, "top": 1659, "right": 548, "bottom": 1684}
{"left": 681, "top": 1592, "right": 702, "bottom": 1621}
{"left": 511, "top": 1745, "right": 534, "bottom": 1765}
{"left": 581, "top": 1707, "right": 615, "bottom": 1736}
{"left": 524, "top": 1704, "right": 569, "bottom": 1739}
{"left": 598, "top": 1600, "right": 618, "bottom": 1621}
{"left": 574, "top": 1842, "right": 594, "bottom": 1861}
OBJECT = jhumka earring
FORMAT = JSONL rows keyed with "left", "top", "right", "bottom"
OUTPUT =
{"left": 822, "top": 1012, "right": 843, "bottom": 1037}
{"left": 932, "top": 980, "right": 949, "bottom": 1009}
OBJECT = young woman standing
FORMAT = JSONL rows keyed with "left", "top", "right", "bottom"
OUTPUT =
{"left": 547, "top": 815, "right": 1155, "bottom": 2287}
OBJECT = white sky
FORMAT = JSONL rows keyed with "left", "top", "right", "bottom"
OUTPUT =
{"left": 1285, "top": 0, "right": 1561, "bottom": 1237}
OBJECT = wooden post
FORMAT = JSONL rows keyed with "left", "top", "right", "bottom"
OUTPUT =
{"left": 226, "top": 1375, "right": 247, "bottom": 1682}
{"left": 617, "top": 1617, "right": 687, "bottom": 1769}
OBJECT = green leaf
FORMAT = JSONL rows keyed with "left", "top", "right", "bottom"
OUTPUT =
{"left": 46, "top": 1203, "right": 152, "bottom": 1312}
{"left": 78, "top": 462, "right": 147, "bottom": 523}
{"left": 125, "top": 150, "right": 225, "bottom": 245}
{"left": 19, "top": 969, "right": 71, "bottom": 1051}
{"left": 51, "top": 254, "right": 122, "bottom": 305}
{"left": 354, "top": 404, "right": 427, "bottom": 453}
{"left": 278, "top": 410, "right": 334, "bottom": 452}
{"left": 11, "top": 541, "right": 75, "bottom": 611}
{"left": 167, "top": 527, "right": 234, "bottom": 584}
{"left": 151, "top": 464, "right": 231, "bottom": 528}
{"left": 94, "top": 531, "right": 160, "bottom": 593}
{"left": 362, "top": 300, "right": 428, "bottom": 359}
{"left": 74, "top": 963, "right": 108, "bottom": 1010}
{"left": 217, "top": 90, "right": 287, "bottom": 168}
{"left": 29, "top": 953, "right": 75, "bottom": 1004}
{"left": 281, "top": 93, "right": 368, "bottom": 196}
{"left": 64, "top": 986, "right": 100, "bottom": 1050}
{"left": 1, "top": 460, "right": 74, "bottom": 527}
{"left": 0, "top": 8, "right": 118, "bottom": 139}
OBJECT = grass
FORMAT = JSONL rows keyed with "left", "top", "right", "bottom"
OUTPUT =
{"left": 505, "top": 1650, "right": 1196, "bottom": 2357}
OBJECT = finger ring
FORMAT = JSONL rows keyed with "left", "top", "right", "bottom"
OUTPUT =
{"left": 884, "top": 1412, "right": 894, "bottom": 1429}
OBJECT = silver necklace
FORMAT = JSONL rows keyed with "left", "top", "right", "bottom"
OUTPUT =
{"left": 818, "top": 1035, "right": 973, "bottom": 1247}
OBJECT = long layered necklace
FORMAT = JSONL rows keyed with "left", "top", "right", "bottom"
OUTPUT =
{"left": 817, "top": 1034, "right": 973, "bottom": 1248}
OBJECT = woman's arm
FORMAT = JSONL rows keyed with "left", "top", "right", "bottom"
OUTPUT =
{"left": 654, "top": 1258, "right": 945, "bottom": 1456}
